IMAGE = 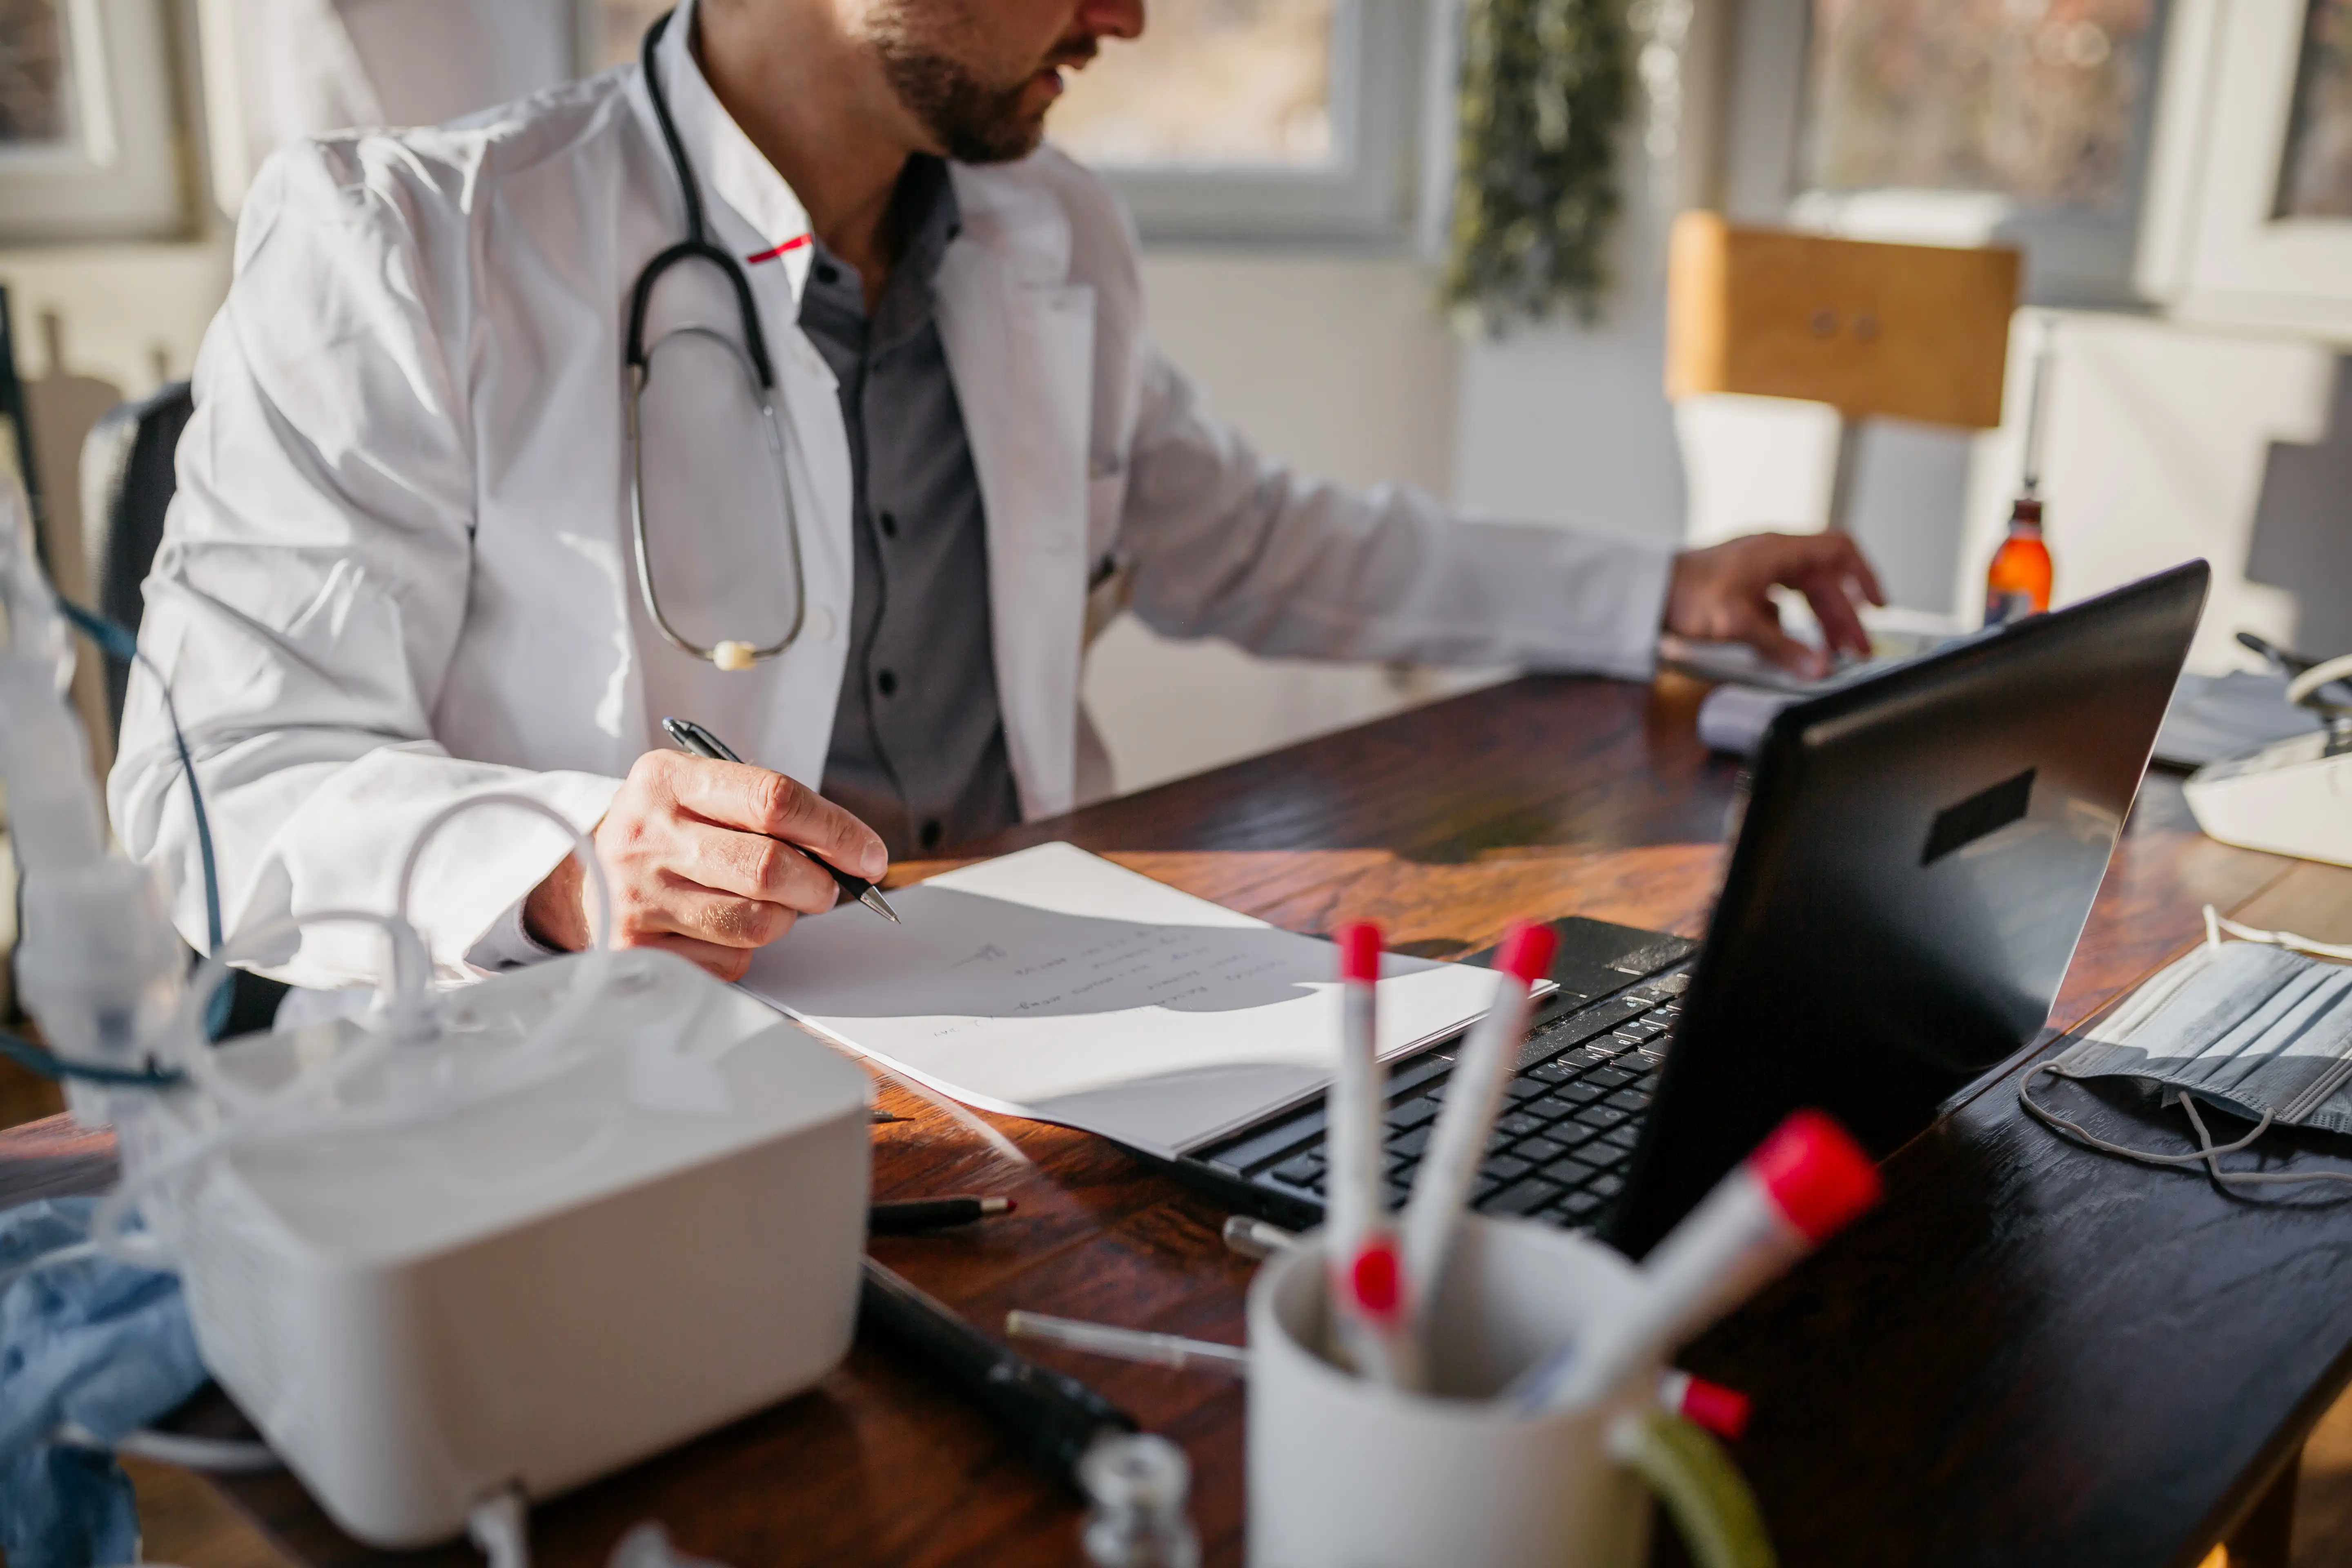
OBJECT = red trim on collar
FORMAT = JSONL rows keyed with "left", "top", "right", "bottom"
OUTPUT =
{"left": 744, "top": 234, "right": 813, "bottom": 265}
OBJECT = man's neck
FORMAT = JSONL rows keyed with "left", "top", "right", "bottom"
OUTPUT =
{"left": 693, "top": 2, "right": 934, "bottom": 298}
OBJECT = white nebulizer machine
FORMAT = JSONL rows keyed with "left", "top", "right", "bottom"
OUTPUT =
{"left": 0, "top": 483, "right": 872, "bottom": 1548}
{"left": 2183, "top": 647, "right": 2352, "bottom": 869}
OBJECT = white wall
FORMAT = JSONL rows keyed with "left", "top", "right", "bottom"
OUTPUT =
{"left": 1958, "top": 312, "right": 2338, "bottom": 674}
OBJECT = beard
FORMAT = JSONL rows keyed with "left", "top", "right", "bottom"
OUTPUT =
{"left": 869, "top": 7, "right": 1090, "bottom": 165}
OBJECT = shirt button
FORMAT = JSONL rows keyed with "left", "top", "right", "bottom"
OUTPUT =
{"left": 878, "top": 511, "right": 898, "bottom": 539}
{"left": 805, "top": 606, "right": 837, "bottom": 641}
{"left": 814, "top": 261, "right": 840, "bottom": 285}
{"left": 876, "top": 669, "right": 898, "bottom": 697}
{"left": 920, "top": 819, "right": 943, "bottom": 851}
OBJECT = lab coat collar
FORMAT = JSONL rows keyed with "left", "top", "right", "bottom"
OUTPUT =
{"left": 648, "top": 0, "right": 815, "bottom": 300}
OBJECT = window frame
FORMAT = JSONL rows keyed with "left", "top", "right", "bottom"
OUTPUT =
{"left": 1720, "top": 0, "right": 2172, "bottom": 307}
{"left": 2138, "top": 0, "right": 2352, "bottom": 338}
{"left": 1058, "top": 0, "right": 1432, "bottom": 249}
{"left": 0, "top": 0, "right": 188, "bottom": 244}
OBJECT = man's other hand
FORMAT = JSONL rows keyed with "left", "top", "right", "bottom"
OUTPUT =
{"left": 524, "top": 751, "right": 888, "bottom": 982}
{"left": 1665, "top": 531, "right": 1887, "bottom": 680}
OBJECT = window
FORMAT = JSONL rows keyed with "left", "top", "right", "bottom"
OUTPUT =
{"left": 0, "top": 0, "right": 184, "bottom": 242}
{"left": 1049, "top": 0, "right": 1427, "bottom": 244}
{"left": 0, "top": 0, "right": 71, "bottom": 149}
{"left": 2277, "top": 0, "right": 2352, "bottom": 217}
{"left": 579, "top": 0, "right": 1428, "bottom": 245}
{"left": 1724, "top": 0, "right": 2170, "bottom": 303}
{"left": 1802, "top": 0, "right": 2158, "bottom": 212}
{"left": 2137, "top": 0, "right": 2352, "bottom": 333}
{"left": 1049, "top": 0, "right": 1336, "bottom": 169}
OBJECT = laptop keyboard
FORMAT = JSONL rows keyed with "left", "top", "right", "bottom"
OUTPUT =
{"left": 1220, "top": 968, "right": 1690, "bottom": 1232}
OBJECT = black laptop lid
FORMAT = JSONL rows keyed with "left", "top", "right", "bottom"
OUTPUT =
{"left": 1607, "top": 562, "right": 2210, "bottom": 1256}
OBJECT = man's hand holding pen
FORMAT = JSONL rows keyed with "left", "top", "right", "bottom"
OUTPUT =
{"left": 525, "top": 749, "right": 888, "bottom": 981}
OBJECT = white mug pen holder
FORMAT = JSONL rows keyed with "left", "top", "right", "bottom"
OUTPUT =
{"left": 1246, "top": 1215, "right": 1771, "bottom": 1568}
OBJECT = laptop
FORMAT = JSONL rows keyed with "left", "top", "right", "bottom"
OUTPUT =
{"left": 1171, "top": 562, "right": 2211, "bottom": 1257}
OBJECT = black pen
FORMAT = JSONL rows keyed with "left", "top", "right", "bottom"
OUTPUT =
{"left": 869, "top": 1195, "right": 1017, "bottom": 1234}
{"left": 858, "top": 1256, "right": 1137, "bottom": 1490}
{"left": 661, "top": 715, "right": 900, "bottom": 923}
{"left": 2238, "top": 630, "right": 2316, "bottom": 678}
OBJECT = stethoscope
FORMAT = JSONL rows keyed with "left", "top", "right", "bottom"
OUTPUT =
{"left": 626, "top": 9, "right": 804, "bottom": 671}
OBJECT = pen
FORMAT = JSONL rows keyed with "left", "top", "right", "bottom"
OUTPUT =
{"left": 996, "top": 1310, "right": 1749, "bottom": 1435}
{"left": 1004, "top": 1311, "right": 1250, "bottom": 1374}
{"left": 869, "top": 1195, "right": 1017, "bottom": 1234}
{"left": 2238, "top": 630, "right": 2316, "bottom": 678}
{"left": 1658, "top": 1370, "right": 1751, "bottom": 1442}
{"left": 1326, "top": 922, "right": 1415, "bottom": 1387}
{"left": 1221, "top": 1214, "right": 1297, "bottom": 1260}
{"left": 1399, "top": 921, "right": 1557, "bottom": 1338}
{"left": 660, "top": 715, "right": 901, "bottom": 923}
{"left": 859, "top": 1257, "right": 1138, "bottom": 1489}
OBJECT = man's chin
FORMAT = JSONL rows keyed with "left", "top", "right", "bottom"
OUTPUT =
{"left": 941, "top": 111, "right": 1048, "bottom": 165}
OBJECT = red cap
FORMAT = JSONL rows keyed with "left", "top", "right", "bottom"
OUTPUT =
{"left": 1339, "top": 922, "right": 1383, "bottom": 984}
{"left": 1496, "top": 921, "right": 1559, "bottom": 987}
{"left": 1675, "top": 1375, "right": 1752, "bottom": 1442}
{"left": 1347, "top": 1236, "right": 1402, "bottom": 1319}
{"left": 1747, "top": 1109, "right": 1882, "bottom": 1244}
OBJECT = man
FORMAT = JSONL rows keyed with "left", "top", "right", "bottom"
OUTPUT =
{"left": 111, "top": 0, "right": 1883, "bottom": 993}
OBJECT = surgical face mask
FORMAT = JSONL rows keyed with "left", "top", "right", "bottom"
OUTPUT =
{"left": 2021, "top": 912, "right": 2352, "bottom": 1194}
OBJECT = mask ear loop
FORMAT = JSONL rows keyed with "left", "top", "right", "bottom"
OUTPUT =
{"left": 2020, "top": 1062, "right": 2352, "bottom": 1195}
{"left": 2201, "top": 903, "right": 2352, "bottom": 962}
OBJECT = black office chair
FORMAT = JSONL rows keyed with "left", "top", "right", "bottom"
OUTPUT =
{"left": 80, "top": 381, "right": 193, "bottom": 730}
{"left": 81, "top": 383, "right": 290, "bottom": 1036}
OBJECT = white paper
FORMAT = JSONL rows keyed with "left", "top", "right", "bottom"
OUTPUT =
{"left": 739, "top": 842, "right": 1505, "bottom": 1158}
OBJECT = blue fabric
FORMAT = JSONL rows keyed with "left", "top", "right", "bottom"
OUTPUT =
{"left": 0, "top": 1197, "right": 206, "bottom": 1568}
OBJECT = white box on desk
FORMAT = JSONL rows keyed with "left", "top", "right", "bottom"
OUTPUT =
{"left": 159, "top": 949, "right": 869, "bottom": 1547}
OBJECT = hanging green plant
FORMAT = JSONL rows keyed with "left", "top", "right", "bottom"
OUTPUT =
{"left": 1441, "top": 0, "right": 1633, "bottom": 335}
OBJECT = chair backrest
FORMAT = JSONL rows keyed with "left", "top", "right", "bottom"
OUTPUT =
{"left": 74, "top": 381, "right": 292, "bottom": 1033}
{"left": 1665, "top": 213, "right": 2019, "bottom": 430}
{"left": 78, "top": 381, "right": 192, "bottom": 735}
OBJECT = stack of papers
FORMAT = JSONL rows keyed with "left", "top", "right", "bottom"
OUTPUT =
{"left": 740, "top": 842, "right": 1506, "bottom": 1159}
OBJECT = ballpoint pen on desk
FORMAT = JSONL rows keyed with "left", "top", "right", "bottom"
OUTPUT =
{"left": 1221, "top": 1214, "right": 1296, "bottom": 1260}
{"left": 859, "top": 1257, "right": 1138, "bottom": 1489}
{"left": 659, "top": 715, "right": 901, "bottom": 923}
{"left": 2238, "top": 631, "right": 2352, "bottom": 703}
{"left": 1005, "top": 1311, "right": 1250, "bottom": 1374}
{"left": 869, "top": 1195, "right": 1017, "bottom": 1234}
{"left": 2238, "top": 630, "right": 2318, "bottom": 680}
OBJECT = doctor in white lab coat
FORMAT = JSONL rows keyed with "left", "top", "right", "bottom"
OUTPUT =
{"left": 110, "top": 0, "right": 1883, "bottom": 994}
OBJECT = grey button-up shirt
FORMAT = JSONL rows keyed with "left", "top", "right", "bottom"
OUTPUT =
{"left": 797, "top": 157, "right": 1022, "bottom": 860}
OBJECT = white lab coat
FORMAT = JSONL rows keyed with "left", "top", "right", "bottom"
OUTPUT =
{"left": 110, "top": 2, "right": 1674, "bottom": 991}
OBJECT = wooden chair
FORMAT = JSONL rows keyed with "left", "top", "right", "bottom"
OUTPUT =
{"left": 1665, "top": 212, "right": 2021, "bottom": 535}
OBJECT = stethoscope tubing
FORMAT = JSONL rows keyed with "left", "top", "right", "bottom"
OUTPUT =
{"left": 627, "top": 7, "right": 804, "bottom": 668}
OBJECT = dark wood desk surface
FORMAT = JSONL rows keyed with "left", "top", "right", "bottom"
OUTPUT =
{"left": 8, "top": 673, "right": 2351, "bottom": 1568}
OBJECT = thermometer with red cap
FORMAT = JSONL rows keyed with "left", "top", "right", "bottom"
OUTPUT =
{"left": 1326, "top": 921, "right": 1419, "bottom": 1386}
{"left": 1399, "top": 920, "right": 1559, "bottom": 1329}
{"left": 1508, "top": 1108, "right": 1882, "bottom": 1414}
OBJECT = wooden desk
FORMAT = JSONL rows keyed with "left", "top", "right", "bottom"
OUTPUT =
{"left": 7, "top": 674, "right": 2350, "bottom": 1568}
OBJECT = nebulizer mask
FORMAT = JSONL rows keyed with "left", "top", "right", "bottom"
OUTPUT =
{"left": 2021, "top": 908, "right": 2352, "bottom": 1193}
{"left": 0, "top": 481, "right": 872, "bottom": 1555}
